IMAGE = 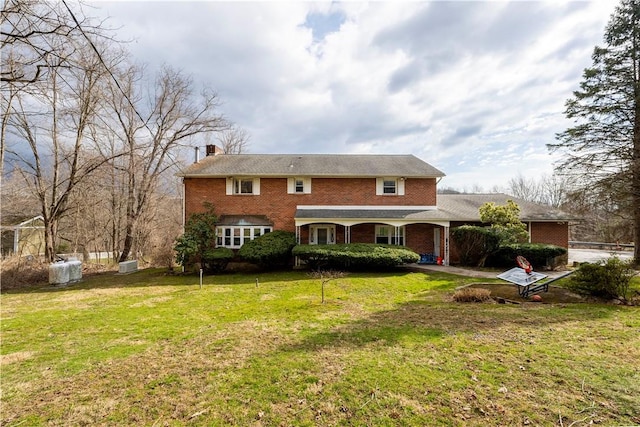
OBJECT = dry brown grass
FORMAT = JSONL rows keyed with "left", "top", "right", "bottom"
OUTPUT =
{"left": 452, "top": 287, "right": 492, "bottom": 302}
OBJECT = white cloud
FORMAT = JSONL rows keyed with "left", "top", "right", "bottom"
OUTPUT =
{"left": 92, "top": 0, "right": 616, "bottom": 190}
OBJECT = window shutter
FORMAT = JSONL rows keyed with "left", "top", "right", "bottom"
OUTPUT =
{"left": 398, "top": 179, "right": 405, "bottom": 195}
{"left": 304, "top": 177, "right": 312, "bottom": 194}
{"left": 287, "top": 178, "right": 294, "bottom": 194}
{"left": 226, "top": 177, "right": 233, "bottom": 195}
{"left": 253, "top": 178, "right": 260, "bottom": 195}
{"left": 376, "top": 178, "right": 383, "bottom": 195}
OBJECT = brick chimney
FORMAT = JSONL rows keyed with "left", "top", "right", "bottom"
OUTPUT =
{"left": 206, "top": 144, "right": 224, "bottom": 156}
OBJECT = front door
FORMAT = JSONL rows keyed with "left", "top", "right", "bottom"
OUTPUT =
{"left": 317, "top": 228, "right": 328, "bottom": 245}
{"left": 310, "top": 225, "right": 335, "bottom": 245}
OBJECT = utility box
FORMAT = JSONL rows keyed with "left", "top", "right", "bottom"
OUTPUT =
{"left": 67, "top": 259, "right": 83, "bottom": 282}
{"left": 119, "top": 260, "right": 138, "bottom": 274}
{"left": 49, "top": 262, "right": 70, "bottom": 285}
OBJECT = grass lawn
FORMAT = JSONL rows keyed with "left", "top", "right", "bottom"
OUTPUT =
{"left": 1, "top": 268, "right": 639, "bottom": 426}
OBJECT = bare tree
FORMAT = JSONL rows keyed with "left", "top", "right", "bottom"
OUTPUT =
{"left": 107, "top": 65, "right": 228, "bottom": 262}
{"left": 1, "top": 0, "right": 78, "bottom": 84}
{"left": 216, "top": 124, "right": 250, "bottom": 154}
{"left": 2, "top": 2, "right": 122, "bottom": 261}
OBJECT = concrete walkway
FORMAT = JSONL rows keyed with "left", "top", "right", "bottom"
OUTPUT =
{"left": 404, "top": 248, "right": 634, "bottom": 279}
{"left": 404, "top": 263, "right": 498, "bottom": 278}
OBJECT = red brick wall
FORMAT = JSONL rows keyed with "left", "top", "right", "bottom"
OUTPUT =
{"left": 530, "top": 222, "right": 569, "bottom": 248}
{"left": 184, "top": 177, "right": 438, "bottom": 232}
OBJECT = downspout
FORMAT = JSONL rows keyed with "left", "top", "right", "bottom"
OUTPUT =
{"left": 181, "top": 177, "right": 186, "bottom": 273}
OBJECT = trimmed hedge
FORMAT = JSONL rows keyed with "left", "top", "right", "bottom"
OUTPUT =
{"left": 238, "top": 230, "right": 297, "bottom": 269}
{"left": 292, "top": 243, "right": 419, "bottom": 271}
{"left": 487, "top": 243, "right": 567, "bottom": 270}
{"left": 202, "top": 247, "right": 234, "bottom": 273}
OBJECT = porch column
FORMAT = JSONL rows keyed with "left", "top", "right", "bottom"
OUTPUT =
{"left": 345, "top": 226, "right": 351, "bottom": 243}
{"left": 444, "top": 226, "right": 450, "bottom": 266}
{"left": 395, "top": 226, "right": 401, "bottom": 246}
{"left": 295, "top": 226, "right": 301, "bottom": 244}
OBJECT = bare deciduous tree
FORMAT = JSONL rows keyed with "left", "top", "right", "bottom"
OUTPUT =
{"left": 216, "top": 124, "right": 250, "bottom": 154}
{"left": 107, "top": 65, "right": 228, "bottom": 262}
{"left": 2, "top": 2, "right": 121, "bottom": 261}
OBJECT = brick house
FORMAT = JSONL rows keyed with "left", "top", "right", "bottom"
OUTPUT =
{"left": 178, "top": 146, "right": 573, "bottom": 265}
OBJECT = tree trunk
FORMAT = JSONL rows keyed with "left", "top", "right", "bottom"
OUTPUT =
{"left": 119, "top": 217, "right": 135, "bottom": 262}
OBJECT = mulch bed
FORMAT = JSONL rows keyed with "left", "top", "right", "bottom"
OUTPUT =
{"left": 463, "top": 283, "right": 586, "bottom": 304}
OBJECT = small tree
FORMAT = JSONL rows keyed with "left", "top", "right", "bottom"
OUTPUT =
{"left": 174, "top": 203, "right": 217, "bottom": 270}
{"left": 309, "top": 270, "right": 345, "bottom": 304}
{"left": 479, "top": 200, "right": 529, "bottom": 244}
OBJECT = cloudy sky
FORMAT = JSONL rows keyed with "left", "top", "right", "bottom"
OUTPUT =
{"left": 90, "top": 1, "right": 615, "bottom": 191}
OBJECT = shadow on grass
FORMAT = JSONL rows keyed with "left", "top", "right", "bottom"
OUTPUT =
{"left": 281, "top": 297, "right": 622, "bottom": 353}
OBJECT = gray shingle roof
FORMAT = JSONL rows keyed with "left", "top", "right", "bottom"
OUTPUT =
{"left": 436, "top": 194, "right": 578, "bottom": 222}
{"left": 293, "top": 194, "right": 576, "bottom": 223}
{"left": 177, "top": 154, "right": 445, "bottom": 178}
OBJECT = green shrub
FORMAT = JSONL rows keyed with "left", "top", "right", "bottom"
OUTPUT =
{"left": 238, "top": 230, "right": 296, "bottom": 269}
{"left": 174, "top": 204, "right": 218, "bottom": 270}
{"left": 488, "top": 243, "right": 568, "bottom": 270}
{"left": 292, "top": 243, "right": 419, "bottom": 271}
{"left": 202, "top": 247, "right": 234, "bottom": 273}
{"left": 568, "top": 257, "right": 635, "bottom": 301}
{"left": 450, "top": 225, "right": 501, "bottom": 267}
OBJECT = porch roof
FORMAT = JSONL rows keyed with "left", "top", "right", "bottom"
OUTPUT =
{"left": 294, "top": 207, "right": 452, "bottom": 226}
{"left": 217, "top": 215, "right": 273, "bottom": 226}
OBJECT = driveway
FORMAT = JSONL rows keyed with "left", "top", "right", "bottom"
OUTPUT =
{"left": 568, "top": 248, "right": 633, "bottom": 264}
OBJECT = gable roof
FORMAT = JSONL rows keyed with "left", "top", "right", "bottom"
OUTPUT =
{"left": 177, "top": 154, "right": 445, "bottom": 178}
{"left": 437, "top": 194, "right": 577, "bottom": 222}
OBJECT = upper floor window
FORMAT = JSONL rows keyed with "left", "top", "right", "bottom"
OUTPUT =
{"left": 226, "top": 177, "right": 260, "bottom": 195}
{"left": 383, "top": 179, "right": 397, "bottom": 194}
{"left": 287, "top": 177, "right": 311, "bottom": 194}
{"left": 376, "top": 177, "right": 405, "bottom": 196}
{"left": 235, "top": 178, "right": 253, "bottom": 194}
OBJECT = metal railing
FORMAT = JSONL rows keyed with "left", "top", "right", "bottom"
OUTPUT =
{"left": 569, "top": 241, "right": 634, "bottom": 251}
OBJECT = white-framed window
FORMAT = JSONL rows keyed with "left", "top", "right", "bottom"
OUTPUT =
{"left": 376, "top": 177, "right": 405, "bottom": 195}
{"left": 216, "top": 226, "right": 272, "bottom": 248}
{"left": 383, "top": 179, "right": 397, "bottom": 194}
{"left": 309, "top": 224, "right": 336, "bottom": 245}
{"left": 287, "top": 177, "right": 311, "bottom": 194}
{"left": 226, "top": 177, "right": 260, "bottom": 195}
{"left": 375, "top": 225, "right": 405, "bottom": 246}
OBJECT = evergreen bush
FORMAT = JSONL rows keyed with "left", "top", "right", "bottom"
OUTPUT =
{"left": 238, "top": 230, "right": 296, "bottom": 269}
{"left": 567, "top": 257, "right": 635, "bottom": 301}
{"left": 488, "top": 243, "right": 567, "bottom": 270}
{"left": 450, "top": 226, "right": 501, "bottom": 267}
{"left": 202, "top": 247, "right": 234, "bottom": 273}
{"left": 292, "top": 243, "right": 419, "bottom": 271}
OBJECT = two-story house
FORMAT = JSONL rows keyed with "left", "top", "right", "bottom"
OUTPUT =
{"left": 178, "top": 145, "right": 573, "bottom": 265}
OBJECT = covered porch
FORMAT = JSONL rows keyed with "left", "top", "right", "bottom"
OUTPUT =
{"left": 294, "top": 206, "right": 451, "bottom": 265}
